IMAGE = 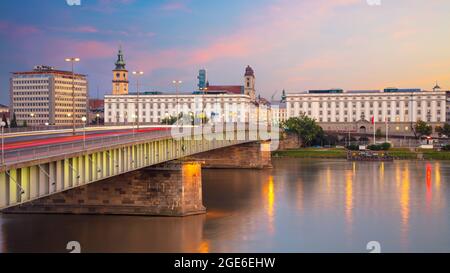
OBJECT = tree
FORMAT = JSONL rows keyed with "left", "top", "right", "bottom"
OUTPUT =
{"left": 438, "top": 123, "right": 450, "bottom": 137}
{"left": 10, "top": 113, "right": 17, "bottom": 128}
{"left": 282, "top": 114, "right": 323, "bottom": 147}
{"left": 160, "top": 115, "right": 179, "bottom": 125}
{"left": 376, "top": 128, "right": 382, "bottom": 138}
{"left": 1, "top": 113, "right": 8, "bottom": 128}
{"left": 414, "top": 120, "right": 432, "bottom": 138}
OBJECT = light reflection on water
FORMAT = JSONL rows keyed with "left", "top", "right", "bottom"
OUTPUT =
{"left": 1, "top": 158, "right": 450, "bottom": 253}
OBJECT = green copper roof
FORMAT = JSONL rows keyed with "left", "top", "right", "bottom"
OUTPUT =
{"left": 115, "top": 47, "right": 126, "bottom": 70}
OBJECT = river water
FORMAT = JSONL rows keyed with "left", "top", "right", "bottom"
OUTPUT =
{"left": 1, "top": 158, "right": 449, "bottom": 253}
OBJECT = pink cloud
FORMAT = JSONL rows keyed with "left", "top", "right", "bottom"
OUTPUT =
{"left": 0, "top": 21, "right": 40, "bottom": 38}
{"left": 160, "top": 1, "right": 191, "bottom": 12}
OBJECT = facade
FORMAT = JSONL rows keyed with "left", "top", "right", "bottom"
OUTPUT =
{"left": 88, "top": 99, "right": 104, "bottom": 125}
{"left": 104, "top": 93, "right": 253, "bottom": 124}
{"left": 10, "top": 65, "right": 88, "bottom": 126}
{"left": 446, "top": 91, "right": 450, "bottom": 124}
{"left": 271, "top": 102, "right": 287, "bottom": 124}
{"left": 0, "top": 104, "right": 9, "bottom": 114}
{"left": 112, "top": 47, "right": 129, "bottom": 95}
{"left": 105, "top": 65, "right": 260, "bottom": 125}
{"left": 244, "top": 65, "right": 256, "bottom": 101}
{"left": 287, "top": 89, "right": 446, "bottom": 123}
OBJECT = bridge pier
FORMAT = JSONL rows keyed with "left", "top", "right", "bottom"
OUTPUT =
{"left": 3, "top": 161, "right": 206, "bottom": 217}
{"left": 184, "top": 141, "right": 272, "bottom": 169}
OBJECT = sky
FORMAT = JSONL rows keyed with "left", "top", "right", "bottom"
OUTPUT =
{"left": 1, "top": 0, "right": 450, "bottom": 104}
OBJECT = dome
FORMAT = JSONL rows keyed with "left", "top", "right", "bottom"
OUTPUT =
{"left": 245, "top": 65, "right": 254, "bottom": 77}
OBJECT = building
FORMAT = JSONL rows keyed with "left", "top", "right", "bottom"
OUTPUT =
{"left": 112, "top": 47, "right": 129, "bottom": 95}
{"left": 105, "top": 65, "right": 259, "bottom": 125}
{"left": 88, "top": 98, "right": 104, "bottom": 125}
{"left": 446, "top": 91, "right": 450, "bottom": 124}
{"left": 197, "top": 69, "right": 207, "bottom": 90}
{"left": 0, "top": 104, "right": 9, "bottom": 114}
{"left": 104, "top": 93, "right": 253, "bottom": 124}
{"left": 10, "top": 65, "right": 88, "bottom": 126}
{"left": 271, "top": 102, "right": 287, "bottom": 124}
{"left": 286, "top": 88, "right": 447, "bottom": 134}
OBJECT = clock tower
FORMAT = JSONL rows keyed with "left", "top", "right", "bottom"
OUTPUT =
{"left": 112, "top": 47, "right": 129, "bottom": 95}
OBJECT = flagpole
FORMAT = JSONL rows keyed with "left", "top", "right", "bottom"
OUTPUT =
{"left": 385, "top": 117, "right": 388, "bottom": 143}
{"left": 373, "top": 116, "right": 376, "bottom": 144}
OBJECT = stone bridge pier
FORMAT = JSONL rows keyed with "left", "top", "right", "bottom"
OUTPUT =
{"left": 185, "top": 141, "right": 272, "bottom": 169}
{"left": 3, "top": 161, "right": 206, "bottom": 217}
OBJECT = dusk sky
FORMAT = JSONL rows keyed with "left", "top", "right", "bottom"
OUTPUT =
{"left": 1, "top": 0, "right": 450, "bottom": 104}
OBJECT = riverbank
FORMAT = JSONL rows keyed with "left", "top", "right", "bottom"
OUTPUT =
{"left": 273, "top": 148, "right": 450, "bottom": 160}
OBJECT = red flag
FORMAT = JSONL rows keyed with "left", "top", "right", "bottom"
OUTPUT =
{"left": 371, "top": 116, "right": 375, "bottom": 124}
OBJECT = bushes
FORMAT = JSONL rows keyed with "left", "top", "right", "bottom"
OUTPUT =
{"left": 346, "top": 144, "right": 359, "bottom": 151}
{"left": 367, "top": 142, "right": 391, "bottom": 151}
{"left": 442, "top": 144, "right": 450, "bottom": 151}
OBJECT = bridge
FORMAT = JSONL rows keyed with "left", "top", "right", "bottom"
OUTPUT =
{"left": 0, "top": 124, "right": 274, "bottom": 216}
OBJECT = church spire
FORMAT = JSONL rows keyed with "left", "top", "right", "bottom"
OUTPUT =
{"left": 115, "top": 46, "right": 126, "bottom": 70}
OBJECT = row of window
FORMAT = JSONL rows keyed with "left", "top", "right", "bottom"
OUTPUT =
{"left": 288, "top": 96, "right": 445, "bottom": 101}
{"left": 290, "top": 101, "right": 443, "bottom": 108}
{"left": 106, "top": 98, "right": 248, "bottom": 103}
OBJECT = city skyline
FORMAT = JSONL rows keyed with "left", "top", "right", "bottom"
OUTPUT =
{"left": 1, "top": 0, "right": 450, "bottom": 104}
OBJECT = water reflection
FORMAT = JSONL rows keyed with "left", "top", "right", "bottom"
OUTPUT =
{"left": 400, "top": 166, "right": 410, "bottom": 247}
{"left": 1, "top": 159, "right": 450, "bottom": 253}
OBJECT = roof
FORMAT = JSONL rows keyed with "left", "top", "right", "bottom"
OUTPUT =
{"left": 114, "top": 47, "right": 126, "bottom": 70}
{"left": 245, "top": 65, "right": 254, "bottom": 77}
{"left": 89, "top": 99, "right": 104, "bottom": 109}
{"left": 12, "top": 70, "right": 86, "bottom": 77}
{"left": 205, "top": 85, "right": 244, "bottom": 94}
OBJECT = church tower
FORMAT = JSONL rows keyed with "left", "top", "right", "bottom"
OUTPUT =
{"left": 112, "top": 47, "right": 129, "bottom": 95}
{"left": 244, "top": 65, "right": 256, "bottom": 101}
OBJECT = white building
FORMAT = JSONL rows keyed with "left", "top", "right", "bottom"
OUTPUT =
{"left": 287, "top": 89, "right": 447, "bottom": 123}
{"left": 104, "top": 64, "right": 260, "bottom": 125}
{"left": 104, "top": 93, "right": 254, "bottom": 124}
{"left": 10, "top": 65, "right": 88, "bottom": 126}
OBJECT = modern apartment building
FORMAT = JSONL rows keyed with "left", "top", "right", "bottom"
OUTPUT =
{"left": 10, "top": 65, "right": 88, "bottom": 126}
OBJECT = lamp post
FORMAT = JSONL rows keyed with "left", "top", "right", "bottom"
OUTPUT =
{"left": 96, "top": 114, "right": 100, "bottom": 126}
{"left": 65, "top": 57, "right": 80, "bottom": 135}
{"left": 132, "top": 114, "right": 137, "bottom": 137}
{"left": 132, "top": 71, "right": 144, "bottom": 130}
{"left": 199, "top": 87, "right": 208, "bottom": 126}
{"left": 173, "top": 80, "right": 182, "bottom": 117}
{"left": 1, "top": 121, "right": 5, "bottom": 165}
{"left": 81, "top": 116, "right": 87, "bottom": 149}
{"left": 30, "top": 113, "right": 35, "bottom": 128}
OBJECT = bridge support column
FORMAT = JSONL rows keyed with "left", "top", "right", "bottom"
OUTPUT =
{"left": 3, "top": 161, "right": 206, "bottom": 217}
{"left": 185, "top": 141, "right": 272, "bottom": 169}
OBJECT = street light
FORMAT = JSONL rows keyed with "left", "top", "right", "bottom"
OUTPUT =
{"left": 199, "top": 87, "right": 208, "bottom": 126}
{"left": 96, "top": 113, "right": 100, "bottom": 126}
{"left": 132, "top": 114, "right": 137, "bottom": 137}
{"left": 65, "top": 57, "right": 80, "bottom": 135}
{"left": 1, "top": 121, "right": 5, "bottom": 165}
{"left": 30, "top": 113, "right": 35, "bottom": 128}
{"left": 173, "top": 80, "right": 182, "bottom": 117}
{"left": 81, "top": 116, "right": 87, "bottom": 149}
{"left": 132, "top": 71, "right": 144, "bottom": 130}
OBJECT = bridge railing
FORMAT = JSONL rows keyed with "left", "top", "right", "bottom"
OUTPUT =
{"left": 2, "top": 128, "right": 175, "bottom": 166}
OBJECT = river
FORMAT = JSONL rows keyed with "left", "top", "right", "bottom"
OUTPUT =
{"left": 1, "top": 158, "right": 449, "bottom": 253}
